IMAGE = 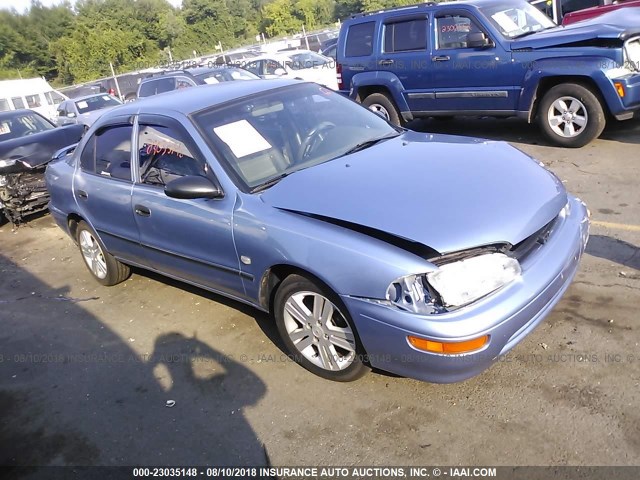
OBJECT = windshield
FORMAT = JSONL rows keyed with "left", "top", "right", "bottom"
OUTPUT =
{"left": 0, "top": 112, "right": 54, "bottom": 141}
{"left": 287, "top": 52, "right": 333, "bottom": 70}
{"left": 193, "top": 83, "right": 399, "bottom": 190}
{"left": 75, "top": 95, "right": 121, "bottom": 114}
{"left": 481, "top": 2, "right": 556, "bottom": 38}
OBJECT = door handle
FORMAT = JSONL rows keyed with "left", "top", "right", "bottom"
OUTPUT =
{"left": 134, "top": 204, "right": 151, "bottom": 217}
{"left": 77, "top": 190, "right": 88, "bottom": 199}
{"left": 378, "top": 59, "right": 395, "bottom": 66}
{"left": 432, "top": 55, "right": 450, "bottom": 62}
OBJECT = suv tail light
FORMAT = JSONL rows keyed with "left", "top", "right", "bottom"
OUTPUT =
{"left": 337, "top": 63, "right": 344, "bottom": 91}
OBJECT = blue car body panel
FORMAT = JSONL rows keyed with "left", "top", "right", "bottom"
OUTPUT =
{"left": 45, "top": 81, "right": 589, "bottom": 383}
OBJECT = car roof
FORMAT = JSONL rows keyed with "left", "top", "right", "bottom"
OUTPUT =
{"left": 102, "top": 79, "right": 303, "bottom": 120}
{"left": 72, "top": 93, "right": 118, "bottom": 102}
{"left": 344, "top": 0, "right": 506, "bottom": 22}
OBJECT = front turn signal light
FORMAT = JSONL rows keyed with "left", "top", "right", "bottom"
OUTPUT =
{"left": 614, "top": 82, "right": 625, "bottom": 98}
{"left": 408, "top": 335, "right": 489, "bottom": 354}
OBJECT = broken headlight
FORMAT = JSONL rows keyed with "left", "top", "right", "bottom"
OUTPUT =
{"left": 386, "top": 253, "right": 521, "bottom": 313}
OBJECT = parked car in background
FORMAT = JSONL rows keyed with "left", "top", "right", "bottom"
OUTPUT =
{"left": 562, "top": 0, "right": 640, "bottom": 24}
{"left": 337, "top": 0, "right": 640, "bottom": 147}
{"left": 244, "top": 51, "right": 338, "bottom": 90}
{"left": 60, "top": 71, "right": 149, "bottom": 103}
{"left": 56, "top": 94, "right": 122, "bottom": 129}
{"left": 319, "top": 37, "right": 338, "bottom": 60}
{"left": 136, "top": 67, "right": 259, "bottom": 99}
{"left": 0, "top": 110, "right": 83, "bottom": 223}
{"left": 529, "top": 0, "right": 640, "bottom": 25}
{"left": 0, "top": 78, "right": 67, "bottom": 122}
{"left": 46, "top": 80, "right": 588, "bottom": 383}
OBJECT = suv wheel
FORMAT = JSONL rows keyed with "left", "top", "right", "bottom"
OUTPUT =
{"left": 274, "top": 274, "right": 369, "bottom": 382}
{"left": 538, "top": 83, "right": 605, "bottom": 148}
{"left": 362, "top": 92, "right": 402, "bottom": 126}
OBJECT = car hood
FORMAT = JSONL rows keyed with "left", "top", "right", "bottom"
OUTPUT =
{"left": 78, "top": 106, "right": 118, "bottom": 126}
{"left": 513, "top": 10, "right": 640, "bottom": 49}
{"left": 261, "top": 131, "right": 567, "bottom": 255}
{"left": 0, "top": 124, "right": 84, "bottom": 171}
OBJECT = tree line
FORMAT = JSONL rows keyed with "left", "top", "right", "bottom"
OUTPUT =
{"left": 0, "top": 0, "right": 423, "bottom": 85}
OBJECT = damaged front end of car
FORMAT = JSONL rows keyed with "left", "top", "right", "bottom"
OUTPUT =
{"left": 0, "top": 159, "right": 50, "bottom": 224}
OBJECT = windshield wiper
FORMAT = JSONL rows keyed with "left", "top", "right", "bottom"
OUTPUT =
{"left": 340, "top": 133, "right": 400, "bottom": 157}
{"left": 250, "top": 172, "right": 291, "bottom": 193}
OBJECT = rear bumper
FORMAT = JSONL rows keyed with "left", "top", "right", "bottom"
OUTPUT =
{"left": 343, "top": 195, "right": 589, "bottom": 383}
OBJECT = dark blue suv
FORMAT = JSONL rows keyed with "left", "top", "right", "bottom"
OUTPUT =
{"left": 336, "top": 0, "right": 640, "bottom": 147}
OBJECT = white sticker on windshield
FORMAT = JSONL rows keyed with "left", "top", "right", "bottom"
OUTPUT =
{"left": 77, "top": 101, "right": 88, "bottom": 109}
{"left": 0, "top": 122, "right": 10, "bottom": 135}
{"left": 204, "top": 77, "right": 219, "bottom": 84}
{"left": 492, "top": 11, "right": 520, "bottom": 33}
{"left": 102, "top": 95, "right": 111, "bottom": 100}
{"left": 213, "top": 120, "right": 272, "bottom": 158}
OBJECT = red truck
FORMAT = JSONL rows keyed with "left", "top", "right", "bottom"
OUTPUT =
{"left": 529, "top": 0, "right": 640, "bottom": 25}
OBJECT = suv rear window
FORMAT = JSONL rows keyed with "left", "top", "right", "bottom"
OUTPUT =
{"left": 345, "top": 22, "right": 375, "bottom": 57}
{"left": 384, "top": 19, "right": 427, "bottom": 53}
{"left": 138, "top": 78, "right": 175, "bottom": 98}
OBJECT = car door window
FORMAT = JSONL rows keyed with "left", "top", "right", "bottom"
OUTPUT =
{"left": 436, "top": 15, "right": 484, "bottom": 49}
{"left": 25, "top": 94, "right": 42, "bottom": 108}
{"left": 244, "top": 60, "right": 262, "bottom": 76}
{"left": 384, "top": 19, "right": 428, "bottom": 53}
{"left": 176, "top": 77, "right": 196, "bottom": 89}
{"left": 138, "top": 124, "right": 210, "bottom": 187}
{"left": 80, "top": 125, "right": 133, "bottom": 181}
{"left": 265, "top": 59, "right": 286, "bottom": 75}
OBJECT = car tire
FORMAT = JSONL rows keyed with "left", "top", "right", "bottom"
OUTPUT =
{"left": 76, "top": 221, "right": 130, "bottom": 286}
{"left": 274, "top": 274, "right": 369, "bottom": 382}
{"left": 538, "top": 83, "right": 605, "bottom": 148}
{"left": 362, "top": 92, "right": 402, "bottom": 127}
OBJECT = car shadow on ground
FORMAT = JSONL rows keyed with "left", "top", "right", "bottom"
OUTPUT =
{"left": 408, "top": 116, "right": 640, "bottom": 146}
{"left": 586, "top": 234, "right": 640, "bottom": 273}
{"left": 0, "top": 254, "right": 269, "bottom": 471}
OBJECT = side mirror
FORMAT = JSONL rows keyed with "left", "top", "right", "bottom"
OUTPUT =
{"left": 273, "top": 68, "right": 287, "bottom": 76}
{"left": 467, "top": 32, "right": 492, "bottom": 48}
{"left": 164, "top": 175, "right": 223, "bottom": 200}
{"left": 67, "top": 112, "right": 77, "bottom": 118}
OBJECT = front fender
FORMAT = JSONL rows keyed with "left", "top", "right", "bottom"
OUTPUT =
{"left": 518, "top": 55, "right": 623, "bottom": 119}
{"left": 232, "top": 195, "right": 436, "bottom": 306}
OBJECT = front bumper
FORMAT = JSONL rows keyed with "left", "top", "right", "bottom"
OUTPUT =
{"left": 605, "top": 72, "right": 640, "bottom": 120}
{"left": 343, "top": 195, "right": 589, "bottom": 383}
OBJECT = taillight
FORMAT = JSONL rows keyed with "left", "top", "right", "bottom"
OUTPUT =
{"left": 337, "top": 63, "right": 344, "bottom": 91}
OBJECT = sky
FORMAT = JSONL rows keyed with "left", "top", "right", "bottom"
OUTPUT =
{"left": 0, "top": 0, "right": 183, "bottom": 14}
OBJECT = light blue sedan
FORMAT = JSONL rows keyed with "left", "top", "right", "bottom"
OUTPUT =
{"left": 45, "top": 80, "right": 589, "bottom": 382}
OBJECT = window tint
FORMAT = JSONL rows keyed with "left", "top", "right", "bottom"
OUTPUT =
{"left": 244, "top": 60, "right": 262, "bottom": 76}
{"left": 345, "top": 22, "right": 375, "bottom": 57}
{"left": 138, "top": 78, "right": 175, "bottom": 98}
{"left": 436, "top": 15, "right": 483, "bottom": 49}
{"left": 560, "top": 0, "right": 599, "bottom": 16}
{"left": 12, "top": 97, "right": 25, "bottom": 109}
{"left": 138, "top": 124, "right": 209, "bottom": 187}
{"left": 25, "top": 94, "right": 42, "bottom": 108}
{"left": 80, "top": 125, "right": 132, "bottom": 181}
{"left": 0, "top": 99, "right": 9, "bottom": 112}
{"left": 384, "top": 19, "right": 427, "bottom": 53}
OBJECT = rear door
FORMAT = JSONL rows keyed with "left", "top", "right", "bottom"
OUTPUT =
{"left": 339, "top": 21, "right": 377, "bottom": 93}
{"left": 376, "top": 14, "right": 434, "bottom": 112}
{"left": 73, "top": 117, "right": 143, "bottom": 263}
{"left": 131, "top": 114, "right": 244, "bottom": 296}
{"left": 429, "top": 9, "right": 516, "bottom": 113}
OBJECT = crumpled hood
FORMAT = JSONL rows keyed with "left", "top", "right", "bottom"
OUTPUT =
{"left": 0, "top": 124, "right": 84, "bottom": 171}
{"left": 261, "top": 131, "right": 567, "bottom": 255}
{"left": 513, "top": 9, "right": 640, "bottom": 49}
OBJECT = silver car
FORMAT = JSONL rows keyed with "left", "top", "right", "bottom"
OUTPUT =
{"left": 56, "top": 94, "right": 122, "bottom": 130}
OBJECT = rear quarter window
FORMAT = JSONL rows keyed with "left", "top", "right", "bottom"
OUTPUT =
{"left": 138, "top": 78, "right": 175, "bottom": 98}
{"left": 345, "top": 22, "right": 376, "bottom": 57}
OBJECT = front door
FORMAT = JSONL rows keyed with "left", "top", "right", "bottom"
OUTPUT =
{"left": 131, "top": 114, "right": 244, "bottom": 297}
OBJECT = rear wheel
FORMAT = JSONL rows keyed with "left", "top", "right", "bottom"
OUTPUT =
{"left": 362, "top": 92, "right": 402, "bottom": 126}
{"left": 274, "top": 274, "right": 369, "bottom": 382}
{"left": 76, "top": 221, "right": 130, "bottom": 286}
{"left": 537, "top": 83, "right": 605, "bottom": 148}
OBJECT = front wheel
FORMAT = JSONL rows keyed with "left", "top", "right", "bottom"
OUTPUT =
{"left": 537, "top": 83, "right": 605, "bottom": 148}
{"left": 76, "top": 221, "right": 130, "bottom": 286}
{"left": 362, "top": 92, "right": 402, "bottom": 127}
{"left": 274, "top": 274, "right": 369, "bottom": 382}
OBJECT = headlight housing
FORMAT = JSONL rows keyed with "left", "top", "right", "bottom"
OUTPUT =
{"left": 386, "top": 253, "right": 521, "bottom": 314}
{"left": 0, "top": 159, "right": 17, "bottom": 168}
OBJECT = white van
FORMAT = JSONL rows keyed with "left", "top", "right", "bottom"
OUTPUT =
{"left": 0, "top": 78, "right": 68, "bottom": 122}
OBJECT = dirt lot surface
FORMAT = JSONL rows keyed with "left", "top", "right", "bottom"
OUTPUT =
{"left": 1, "top": 117, "right": 639, "bottom": 472}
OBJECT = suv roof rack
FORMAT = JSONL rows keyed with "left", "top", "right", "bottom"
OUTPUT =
{"left": 349, "top": 2, "right": 437, "bottom": 19}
